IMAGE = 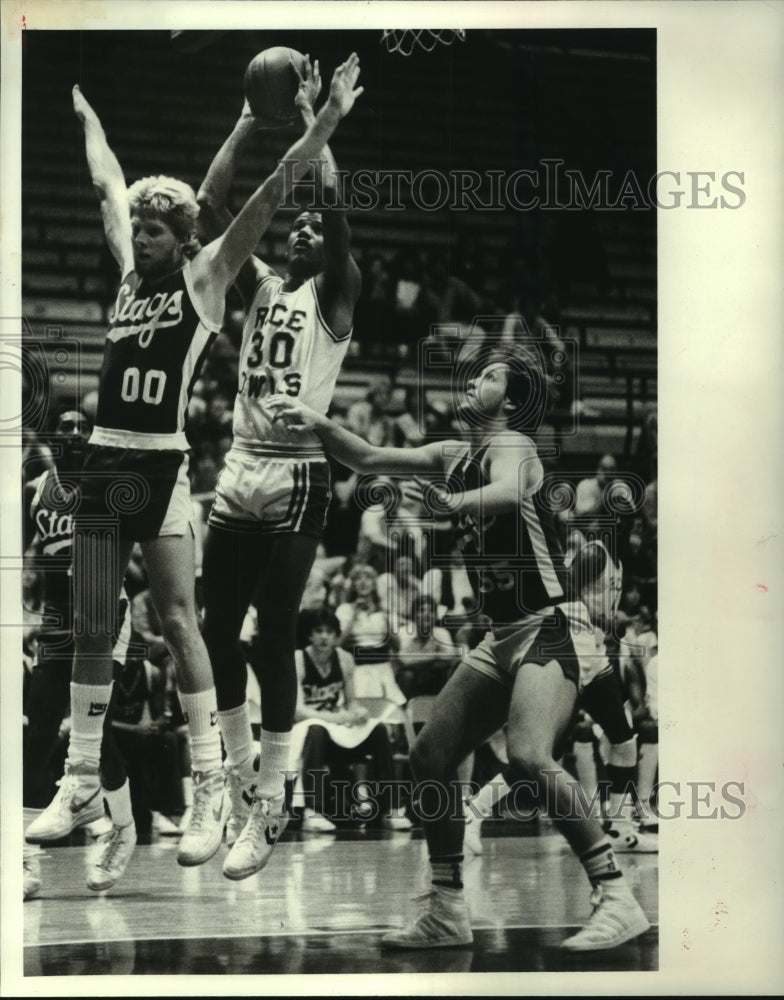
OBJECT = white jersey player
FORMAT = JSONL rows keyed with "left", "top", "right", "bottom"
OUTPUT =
{"left": 196, "top": 57, "right": 364, "bottom": 881}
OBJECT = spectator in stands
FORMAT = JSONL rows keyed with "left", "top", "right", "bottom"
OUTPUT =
{"left": 109, "top": 655, "right": 184, "bottom": 843}
{"left": 291, "top": 608, "right": 411, "bottom": 832}
{"left": 355, "top": 475, "right": 400, "bottom": 574}
{"left": 420, "top": 252, "right": 483, "bottom": 329}
{"left": 394, "top": 386, "right": 448, "bottom": 449}
{"left": 335, "top": 563, "right": 404, "bottom": 705}
{"left": 574, "top": 453, "right": 622, "bottom": 524}
{"left": 346, "top": 374, "right": 396, "bottom": 447}
{"left": 394, "top": 595, "right": 461, "bottom": 699}
{"left": 378, "top": 554, "right": 422, "bottom": 633}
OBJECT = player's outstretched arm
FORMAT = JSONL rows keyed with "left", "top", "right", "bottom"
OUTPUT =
{"left": 195, "top": 53, "right": 363, "bottom": 296}
{"left": 264, "top": 396, "right": 445, "bottom": 476}
{"left": 72, "top": 85, "right": 133, "bottom": 275}
{"left": 294, "top": 56, "right": 361, "bottom": 337}
{"left": 196, "top": 101, "right": 259, "bottom": 245}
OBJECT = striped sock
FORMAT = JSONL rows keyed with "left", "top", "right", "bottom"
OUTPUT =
{"left": 580, "top": 838, "right": 623, "bottom": 885}
{"left": 431, "top": 855, "right": 464, "bottom": 890}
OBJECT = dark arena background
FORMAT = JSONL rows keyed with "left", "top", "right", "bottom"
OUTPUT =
{"left": 20, "top": 27, "right": 658, "bottom": 980}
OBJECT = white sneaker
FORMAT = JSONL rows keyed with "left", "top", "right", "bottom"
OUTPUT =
{"left": 222, "top": 794, "right": 288, "bottom": 881}
{"left": 381, "top": 887, "right": 473, "bottom": 949}
{"left": 463, "top": 809, "right": 484, "bottom": 856}
{"left": 561, "top": 882, "right": 650, "bottom": 951}
{"left": 225, "top": 762, "right": 258, "bottom": 847}
{"left": 23, "top": 844, "right": 44, "bottom": 900}
{"left": 25, "top": 765, "right": 105, "bottom": 843}
{"left": 87, "top": 823, "right": 137, "bottom": 891}
{"left": 177, "top": 769, "right": 229, "bottom": 867}
{"left": 607, "top": 821, "right": 658, "bottom": 854}
{"left": 301, "top": 810, "right": 337, "bottom": 833}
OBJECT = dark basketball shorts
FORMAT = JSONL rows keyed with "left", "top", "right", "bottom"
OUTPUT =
{"left": 464, "top": 601, "right": 611, "bottom": 690}
{"left": 209, "top": 450, "right": 331, "bottom": 539}
{"left": 77, "top": 445, "right": 194, "bottom": 541}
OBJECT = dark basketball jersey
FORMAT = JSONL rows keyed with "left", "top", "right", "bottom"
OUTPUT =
{"left": 446, "top": 439, "right": 567, "bottom": 626}
{"left": 28, "top": 468, "right": 132, "bottom": 657}
{"left": 92, "top": 263, "right": 219, "bottom": 450}
{"left": 301, "top": 649, "right": 346, "bottom": 712}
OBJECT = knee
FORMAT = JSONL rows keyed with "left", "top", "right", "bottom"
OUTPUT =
{"left": 506, "top": 738, "right": 555, "bottom": 782}
{"left": 158, "top": 602, "right": 198, "bottom": 651}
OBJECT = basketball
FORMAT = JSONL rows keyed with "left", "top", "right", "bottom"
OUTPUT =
{"left": 244, "top": 46, "right": 307, "bottom": 121}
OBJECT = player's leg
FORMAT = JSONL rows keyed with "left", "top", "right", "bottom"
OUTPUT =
{"left": 223, "top": 530, "right": 318, "bottom": 880}
{"left": 506, "top": 659, "right": 650, "bottom": 950}
{"left": 23, "top": 640, "right": 73, "bottom": 808}
{"left": 201, "top": 522, "right": 269, "bottom": 844}
{"left": 141, "top": 531, "right": 226, "bottom": 866}
{"left": 300, "top": 724, "right": 337, "bottom": 832}
{"left": 88, "top": 667, "right": 137, "bottom": 891}
{"left": 25, "top": 531, "right": 132, "bottom": 844}
{"left": 382, "top": 661, "right": 510, "bottom": 949}
{"left": 354, "top": 722, "right": 412, "bottom": 829}
{"left": 581, "top": 670, "right": 657, "bottom": 851}
{"left": 636, "top": 718, "right": 659, "bottom": 830}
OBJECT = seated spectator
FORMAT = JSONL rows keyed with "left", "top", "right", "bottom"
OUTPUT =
{"left": 574, "top": 453, "right": 623, "bottom": 526}
{"left": 291, "top": 609, "right": 412, "bottom": 832}
{"left": 394, "top": 387, "right": 449, "bottom": 449}
{"left": 346, "top": 374, "right": 396, "bottom": 447}
{"left": 109, "top": 656, "right": 185, "bottom": 842}
{"left": 335, "top": 564, "right": 405, "bottom": 705}
{"left": 394, "top": 595, "right": 461, "bottom": 699}
{"left": 377, "top": 554, "right": 422, "bottom": 633}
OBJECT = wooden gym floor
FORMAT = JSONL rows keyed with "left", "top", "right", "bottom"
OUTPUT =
{"left": 22, "top": 819, "right": 658, "bottom": 980}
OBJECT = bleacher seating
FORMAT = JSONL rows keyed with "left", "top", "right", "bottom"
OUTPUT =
{"left": 21, "top": 29, "right": 656, "bottom": 456}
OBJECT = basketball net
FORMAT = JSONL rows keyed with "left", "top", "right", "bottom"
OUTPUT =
{"left": 380, "top": 29, "right": 466, "bottom": 57}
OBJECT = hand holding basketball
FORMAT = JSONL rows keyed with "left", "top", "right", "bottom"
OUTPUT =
{"left": 292, "top": 54, "right": 322, "bottom": 116}
{"left": 325, "top": 52, "right": 364, "bottom": 119}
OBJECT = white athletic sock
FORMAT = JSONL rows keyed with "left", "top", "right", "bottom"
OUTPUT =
{"left": 218, "top": 703, "right": 254, "bottom": 771}
{"left": 465, "top": 773, "right": 510, "bottom": 819}
{"left": 179, "top": 688, "right": 222, "bottom": 774}
{"left": 257, "top": 728, "right": 292, "bottom": 800}
{"left": 103, "top": 779, "right": 134, "bottom": 828}
{"left": 67, "top": 682, "right": 113, "bottom": 774}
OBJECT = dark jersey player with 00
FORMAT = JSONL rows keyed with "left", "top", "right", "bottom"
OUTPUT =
{"left": 26, "top": 76, "right": 359, "bottom": 874}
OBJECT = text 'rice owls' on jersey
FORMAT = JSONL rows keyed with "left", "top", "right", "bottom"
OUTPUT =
{"left": 91, "top": 263, "right": 220, "bottom": 450}
{"left": 232, "top": 275, "right": 352, "bottom": 459}
{"left": 445, "top": 440, "right": 568, "bottom": 626}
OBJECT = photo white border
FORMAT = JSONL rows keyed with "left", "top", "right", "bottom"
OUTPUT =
{"left": 2, "top": 1, "right": 783, "bottom": 995}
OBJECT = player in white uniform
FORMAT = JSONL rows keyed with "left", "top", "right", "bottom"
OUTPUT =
{"left": 26, "top": 60, "right": 362, "bottom": 871}
{"left": 196, "top": 59, "right": 363, "bottom": 880}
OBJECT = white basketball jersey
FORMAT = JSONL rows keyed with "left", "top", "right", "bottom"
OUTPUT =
{"left": 231, "top": 274, "right": 351, "bottom": 458}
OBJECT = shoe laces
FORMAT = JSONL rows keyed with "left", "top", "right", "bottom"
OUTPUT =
{"left": 189, "top": 772, "right": 221, "bottom": 832}
{"left": 96, "top": 828, "right": 127, "bottom": 870}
